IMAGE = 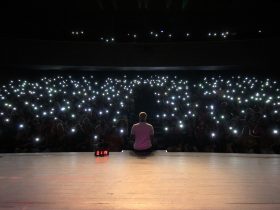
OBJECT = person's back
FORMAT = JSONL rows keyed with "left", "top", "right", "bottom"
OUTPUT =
{"left": 131, "top": 112, "right": 154, "bottom": 151}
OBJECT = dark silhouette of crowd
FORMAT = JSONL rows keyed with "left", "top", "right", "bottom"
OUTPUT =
{"left": 0, "top": 75, "right": 279, "bottom": 154}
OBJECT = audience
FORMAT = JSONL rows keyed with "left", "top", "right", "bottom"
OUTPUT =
{"left": 0, "top": 75, "right": 279, "bottom": 153}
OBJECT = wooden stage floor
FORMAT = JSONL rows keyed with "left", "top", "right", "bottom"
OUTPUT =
{"left": 0, "top": 151, "right": 280, "bottom": 210}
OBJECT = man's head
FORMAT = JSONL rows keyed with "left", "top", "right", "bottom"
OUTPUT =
{"left": 139, "top": 112, "right": 147, "bottom": 122}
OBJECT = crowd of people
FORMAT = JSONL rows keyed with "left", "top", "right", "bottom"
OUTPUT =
{"left": 0, "top": 74, "right": 279, "bottom": 153}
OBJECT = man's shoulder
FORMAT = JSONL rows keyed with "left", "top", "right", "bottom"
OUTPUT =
{"left": 133, "top": 122, "right": 153, "bottom": 127}
{"left": 145, "top": 123, "right": 153, "bottom": 128}
{"left": 132, "top": 123, "right": 140, "bottom": 127}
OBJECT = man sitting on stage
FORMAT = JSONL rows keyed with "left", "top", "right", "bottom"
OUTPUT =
{"left": 131, "top": 112, "right": 154, "bottom": 153}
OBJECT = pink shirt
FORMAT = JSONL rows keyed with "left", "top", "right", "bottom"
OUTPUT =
{"left": 131, "top": 122, "right": 154, "bottom": 150}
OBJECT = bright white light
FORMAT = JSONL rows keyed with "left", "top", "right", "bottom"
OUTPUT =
{"left": 233, "top": 129, "right": 238, "bottom": 134}
{"left": 211, "top": 132, "right": 216, "bottom": 138}
{"left": 4, "top": 118, "right": 10, "bottom": 123}
{"left": 164, "top": 127, "right": 169, "bottom": 131}
{"left": 19, "top": 124, "right": 24, "bottom": 129}
{"left": 120, "top": 129, "right": 124, "bottom": 134}
{"left": 60, "top": 107, "right": 66, "bottom": 112}
{"left": 94, "top": 135, "right": 98, "bottom": 140}
{"left": 35, "top": 137, "right": 40, "bottom": 142}
{"left": 71, "top": 128, "right": 76, "bottom": 133}
{"left": 273, "top": 129, "right": 278, "bottom": 135}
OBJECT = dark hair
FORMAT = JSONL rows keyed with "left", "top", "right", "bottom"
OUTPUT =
{"left": 139, "top": 112, "right": 147, "bottom": 122}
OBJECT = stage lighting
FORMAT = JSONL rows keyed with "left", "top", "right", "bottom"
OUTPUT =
{"left": 71, "top": 128, "right": 76, "bottom": 133}
{"left": 120, "top": 129, "right": 124, "bottom": 134}
{"left": 35, "top": 137, "right": 40, "bottom": 142}
{"left": 60, "top": 107, "right": 66, "bottom": 112}
{"left": 164, "top": 127, "right": 169, "bottom": 132}
{"left": 273, "top": 129, "right": 278, "bottom": 135}
{"left": 168, "top": 34, "right": 172, "bottom": 38}
{"left": 4, "top": 118, "right": 10, "bottom": 123}
{"left": 19, "top": 124, "right": 24, "bottom": 129}
{"left": 211, "top": 132, "right": 216, "bottom": 138}
{"left": 233, "top": 129, "right": 238, "bottom": 134}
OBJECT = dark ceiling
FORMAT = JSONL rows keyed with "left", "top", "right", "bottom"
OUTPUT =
{"left": 0, "top": 0, "right": 278, "bottom": 41}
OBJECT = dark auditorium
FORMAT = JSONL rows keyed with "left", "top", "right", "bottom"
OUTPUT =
{"left": 0, "top": 1, "right": 279, "bottom": 209}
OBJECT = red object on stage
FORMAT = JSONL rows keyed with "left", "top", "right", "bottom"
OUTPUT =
{"left": 95, "top": 149, "right": 109, "bottom": 157}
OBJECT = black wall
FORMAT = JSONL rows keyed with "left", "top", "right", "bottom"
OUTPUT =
{"left": 0, "top": 37, "right": 278, "bottom": 75}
